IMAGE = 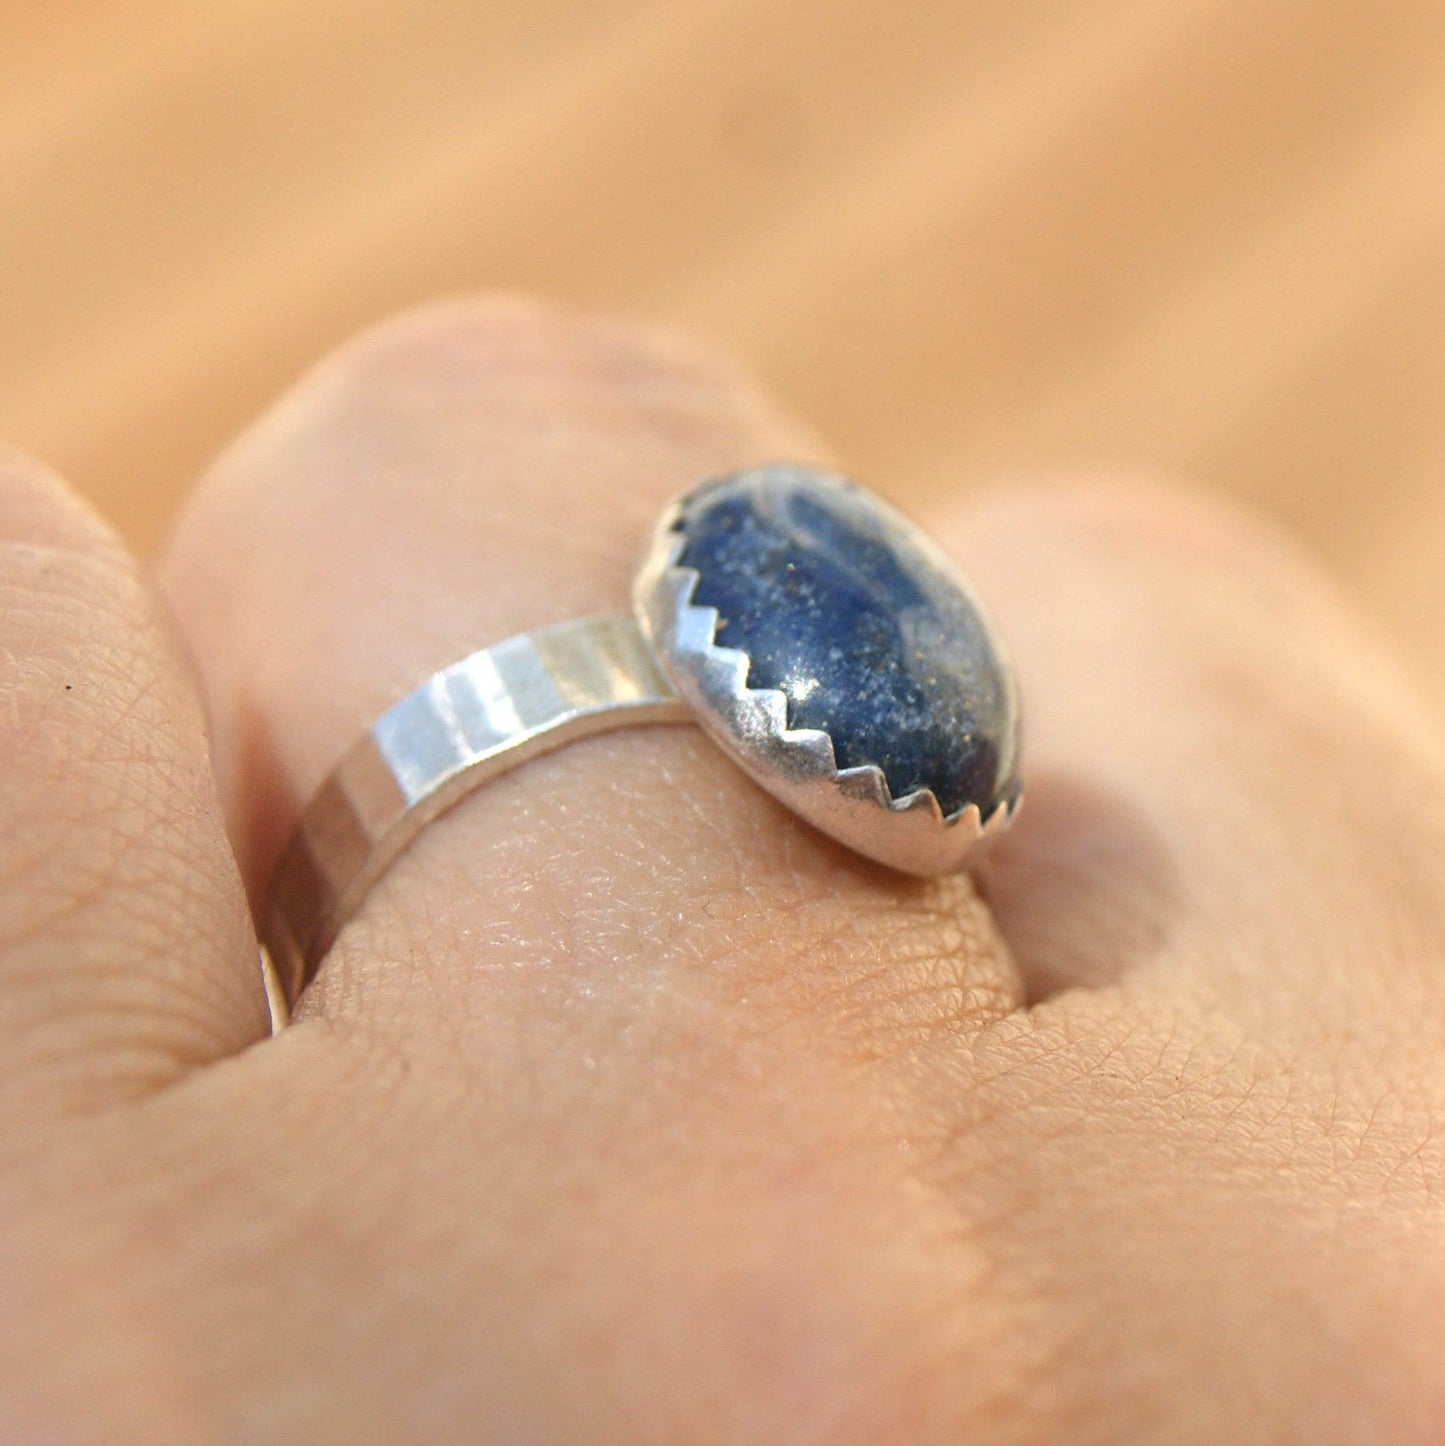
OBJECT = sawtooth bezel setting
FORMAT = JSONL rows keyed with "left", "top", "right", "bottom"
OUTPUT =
{"left": 631, "top": 465, "right": 1021, "bottom": 876}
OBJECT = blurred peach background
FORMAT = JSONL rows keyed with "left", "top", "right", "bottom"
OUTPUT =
{"left": 2, "top": 3, "right": 1442, "bottom": 696}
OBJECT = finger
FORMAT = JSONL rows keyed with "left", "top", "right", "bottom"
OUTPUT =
{"left": 158, "top": 298, "right": 1023, "bottom": 1078}
{"left": 0, "top": 451, "right": 265, "bottom": 1128}
{"left": 950, "top": 480, "right": 1445, "bottom": 1029}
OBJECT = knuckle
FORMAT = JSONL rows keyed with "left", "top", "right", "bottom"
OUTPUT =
{"left": 323, "top": 292, "right": 811, "bottom": 453}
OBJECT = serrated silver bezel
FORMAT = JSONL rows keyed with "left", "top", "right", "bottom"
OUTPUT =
{"left": 631, "top": 482, "right": 1021, "bottom": 876}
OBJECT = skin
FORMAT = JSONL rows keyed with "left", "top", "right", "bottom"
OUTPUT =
{"left": 2, "top": 297, "right": 1445, "bottom": 1444}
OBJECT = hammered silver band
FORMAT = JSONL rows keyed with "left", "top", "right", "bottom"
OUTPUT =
{"left": 262, "top": 614, "right": 689, "bottom": 1007}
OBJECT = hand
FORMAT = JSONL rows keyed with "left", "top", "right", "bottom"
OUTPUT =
{"left": 3, "top": 299, "right": 1444, "bottom": 1444}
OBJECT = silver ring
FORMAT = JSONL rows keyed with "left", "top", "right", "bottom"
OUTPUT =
{"left": 262, "top": 463, "right": 1022, "bottom": 1010}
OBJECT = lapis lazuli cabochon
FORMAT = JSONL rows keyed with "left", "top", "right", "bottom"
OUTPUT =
{"left": 675, "top": 469, "right": 1019, "bottom": 818}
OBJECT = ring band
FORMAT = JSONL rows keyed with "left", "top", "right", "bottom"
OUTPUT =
{"left": 262, "top": 615, "right": 690, "bottom": 1007}
{"left": 263, "top": 463, "right": 1022, "bottom": 1010}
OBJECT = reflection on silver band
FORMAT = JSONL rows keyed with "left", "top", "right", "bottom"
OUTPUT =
{"left": 262, "top": 614, "right": 688, "bottom": 1009}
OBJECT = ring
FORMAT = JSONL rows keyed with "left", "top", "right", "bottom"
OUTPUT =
{"left": 262, "top": 463, "right": 1023, "bottom": 1010}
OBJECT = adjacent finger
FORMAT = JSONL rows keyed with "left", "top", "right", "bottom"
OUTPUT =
{"left": 950, "top": 480, "right": 1445, "bottom": 1031}
{"left": 0, "top": 451, "right": 265, "bottom": 1129}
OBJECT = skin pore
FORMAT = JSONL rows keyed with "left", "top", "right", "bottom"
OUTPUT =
{"left": 2, "top": 298, "right": 1445, "bottom": 1443}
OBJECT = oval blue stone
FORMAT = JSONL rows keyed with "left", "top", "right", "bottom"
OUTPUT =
{"left": 675, "top": 469, "right": 1019, "bottom": 818}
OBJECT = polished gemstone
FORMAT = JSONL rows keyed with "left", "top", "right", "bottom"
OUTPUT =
{"left": 675, "top": 468, "right": 1019, "bottom": 817}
